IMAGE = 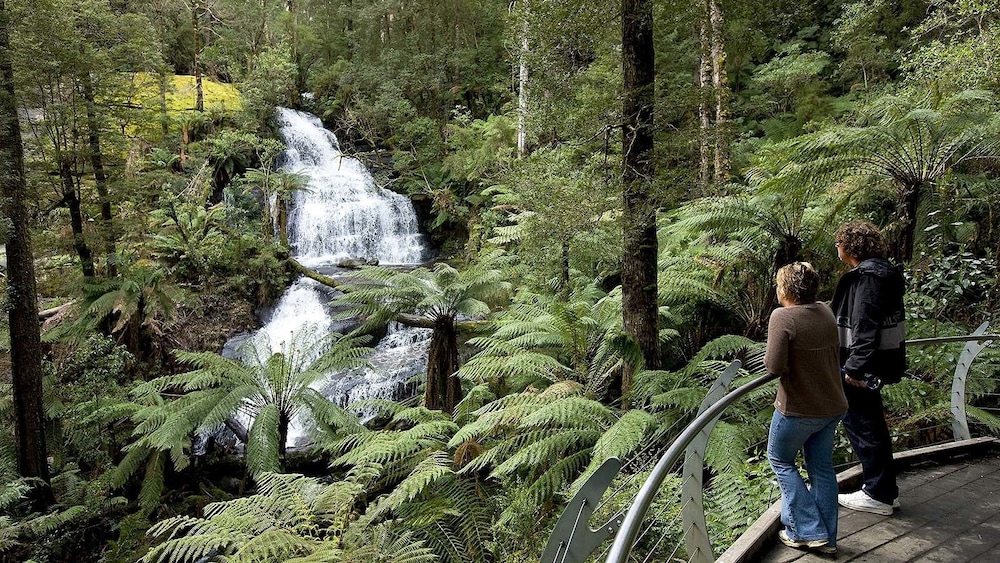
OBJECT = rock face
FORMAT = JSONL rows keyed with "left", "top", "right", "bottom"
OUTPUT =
{"left": 337, "top": 257, "right": 380, "bottom": 269}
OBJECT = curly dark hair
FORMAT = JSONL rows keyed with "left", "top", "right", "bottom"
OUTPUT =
{"left": 835, "top": 221, "right": 886, "bottom": 262}
{"left": 776, "top": 262, "right": 820, "bottom": 305}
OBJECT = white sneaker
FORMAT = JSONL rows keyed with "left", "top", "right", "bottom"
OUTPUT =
{"left": 778, "top": 529, "right": 829, "bottom": 550}
{"left": 838, "top": 490, "right": 893, "bottom": 515}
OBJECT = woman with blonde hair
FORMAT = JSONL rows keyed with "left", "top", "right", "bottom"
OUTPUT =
{"left": 766, "top": 262, "right": 847, "bottom": 554}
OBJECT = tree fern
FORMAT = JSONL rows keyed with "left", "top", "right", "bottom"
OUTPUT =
{"left": 112, "top": 328, "right": 371, "bottom": 513}
{"left": 460, "top": 286, "right": 634, "bottom": 398}
{"left": 334, "top": 250, "right": 513, "bottom": 413}
{"left": 142, "top": 473, "right": 364, "bottom": 563}
{"left": 325, "top": 413, "right": 492, "bottom": 563}
{"left": 775, "top": 89, "right": 1000, "bottom": 261}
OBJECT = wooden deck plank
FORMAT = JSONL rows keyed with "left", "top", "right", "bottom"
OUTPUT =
{"left": 727, "top": 440, "right": 1000, "bottom": 563}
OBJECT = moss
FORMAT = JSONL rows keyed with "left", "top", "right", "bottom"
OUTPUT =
{"left": 128, "top": 72, "right": 243, "bottom": 113}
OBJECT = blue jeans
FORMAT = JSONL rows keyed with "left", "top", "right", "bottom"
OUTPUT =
{"left": 767, "top": 410, "right": 844, "bottom": 545}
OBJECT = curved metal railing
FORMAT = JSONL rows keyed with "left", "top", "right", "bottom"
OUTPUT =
{"left": 542, "top": 323, "right": 999, "bottom": 563}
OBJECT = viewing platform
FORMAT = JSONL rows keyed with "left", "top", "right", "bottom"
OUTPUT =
{"left": 733, "top": 439, "right": 1000, "bottom": 562}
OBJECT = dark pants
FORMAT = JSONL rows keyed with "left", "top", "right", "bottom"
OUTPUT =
{"left": 842, "top": 384, "right": 898, "bottom": 504}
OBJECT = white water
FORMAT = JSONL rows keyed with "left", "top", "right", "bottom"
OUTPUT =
{"left": 277, "top": 108, "right": 427, "bottom": 267}
{"left": 228, "top": 108, "right": 431, "bottom": 448}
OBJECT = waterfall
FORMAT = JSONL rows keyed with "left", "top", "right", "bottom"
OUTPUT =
{"left": 277, "top": 108, "right": 427, "bottom": 267}
{"left": 224, "top": 108, "right": 432, "bottom": 449}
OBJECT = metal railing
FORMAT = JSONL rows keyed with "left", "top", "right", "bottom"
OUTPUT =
{"left": 542, "top": 323, "right": 999, "bottom": 563}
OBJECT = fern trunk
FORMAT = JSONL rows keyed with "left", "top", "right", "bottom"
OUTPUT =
{"left": 278, "top": 413, "right": 289, "bottom": 463}
{"left": 426, "top": 316, "right": 461, "bottom": 413}
{"left": 751, "top": 235, "right": 802, "bottom": 339}
{"left": 897, "top": 180, "right": 920, "bottom": 263}
{"left": 277, "top": 194, "right": 289, "bottom": 248}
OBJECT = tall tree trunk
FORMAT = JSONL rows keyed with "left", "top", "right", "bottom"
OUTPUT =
{"left": 621, "top": 0, "right": 660, "bottom": 405}
{"left": 709, "top": 0, "right": 729, "bottom": 182}
{"left": 0, "top": 0, "right": 53, "bottom": 505}
{"left": 59, "top": 156, "right": 95, "bottom": 278}
{"left": 426, "top": 317, "right": 460, "bottom": 413}
{"left": 191, "top": 0, "right": 204, "bottom": 112}
{"left": 81, "top": 70, "right": 116, "bottom": 275}
{"left": 516, "top": 3, "right": 529, "bottom": 158}
{"left": 696, "top": 9, "right": 711, "bottom": 193}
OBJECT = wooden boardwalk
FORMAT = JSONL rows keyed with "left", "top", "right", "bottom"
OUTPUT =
{"left": 756, "top": 454, "right": 1000, "bottom": 562}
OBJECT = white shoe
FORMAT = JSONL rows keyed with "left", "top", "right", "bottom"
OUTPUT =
{"left": 838, "top": 490, "right": 893, "bottom": 515}
{"left": 778, "top": 529, "right": 829, "bottom": 550}
{"left": 892, "top": 497, "right": 900, "bottom": 509}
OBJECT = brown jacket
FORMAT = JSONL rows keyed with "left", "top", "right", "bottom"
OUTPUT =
{"left": 765, "top": 303, "right": 847, "bottom": 418}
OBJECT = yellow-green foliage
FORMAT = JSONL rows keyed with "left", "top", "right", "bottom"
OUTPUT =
{"left": 130, "top": 73, "right": 243, "bottom": 113}
{"left": 121, "top": 73, "right": 243, "bottom": 141}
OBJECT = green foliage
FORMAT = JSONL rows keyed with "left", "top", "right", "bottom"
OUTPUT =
{"left": 238, "top": 45, "right": 299, "bottom": 131}
{"left": 336, "top": 250, "right": 514, "bottom": 328}
{"left": 776, "top": 89, "right": 1000, "bottom": 259}
{"left": 323, "top": 410, "right": 492, "bottom": 563}
{"left": 657, "top": 162, "right": 842, "bottom": 338}
{"left": 111, "top": 328, "right": 370, "bottom": 513}
{"left": 902, "top": 0, "right": 1000, "bottom": 92}
{"left": 460, "top": 286, "right": 640, "bottom": 397}
{"left": 0, "top": 466, "right": 130, "bottom": 562}
{"left": 46, "top": 261, "right": 186, "bottom": 362}
{"left": 50, "top": 334, "right": 138, "bottom": 470}
{"left": 141, "top": 472, "right": 436, "bottom": 563}
{"left": 486, "top": 146, "right": 621, "bottom": 290}
{"left": 705, "top": 455, "right": 778, "bottom": 551}
{"left": 910, "top": 242, "right": 997, "bottom": 322}
{"left": 450, "top": 383, "right": 654, "bottom": 537}
{"left": 308, "top": 0, "right": 510, "bottom": 128}
{"left": 148, "top": 199, "right": 227, "bottom": 280}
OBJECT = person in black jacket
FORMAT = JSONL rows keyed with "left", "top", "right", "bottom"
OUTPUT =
{"left": 832, "top": 221, "right": 906, "bottom": 516}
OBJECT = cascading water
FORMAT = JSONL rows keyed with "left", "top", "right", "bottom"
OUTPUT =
{"left": 226, "top": 108, "right": 432, "bottom": 448}
{"left": 278, "top": 108, "right": 427, "bottom": 267}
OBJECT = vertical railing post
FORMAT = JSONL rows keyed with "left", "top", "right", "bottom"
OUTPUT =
{"left": 681, "top": 362, "right": 740, "bottom": 563}
{"left": 950, "top": 322, "right": 992, "bottom": 441}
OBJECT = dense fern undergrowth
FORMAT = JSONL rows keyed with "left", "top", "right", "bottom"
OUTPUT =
{"left": 4, "top": 0, "right": 1000, "bottom": 562}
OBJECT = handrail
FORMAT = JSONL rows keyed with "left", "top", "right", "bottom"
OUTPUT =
{"left": 604, "top": 369, "right": 778, "bottom": 563}
{"left": 540, "top": 360, "right": 743, "bottom": 562}
{"left": 603, "top": 326, "right": 998, "bottom": 563}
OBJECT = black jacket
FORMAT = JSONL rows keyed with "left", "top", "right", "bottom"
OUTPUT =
{"left": 831, "top": 257, "right": 906, "bottom": 387}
